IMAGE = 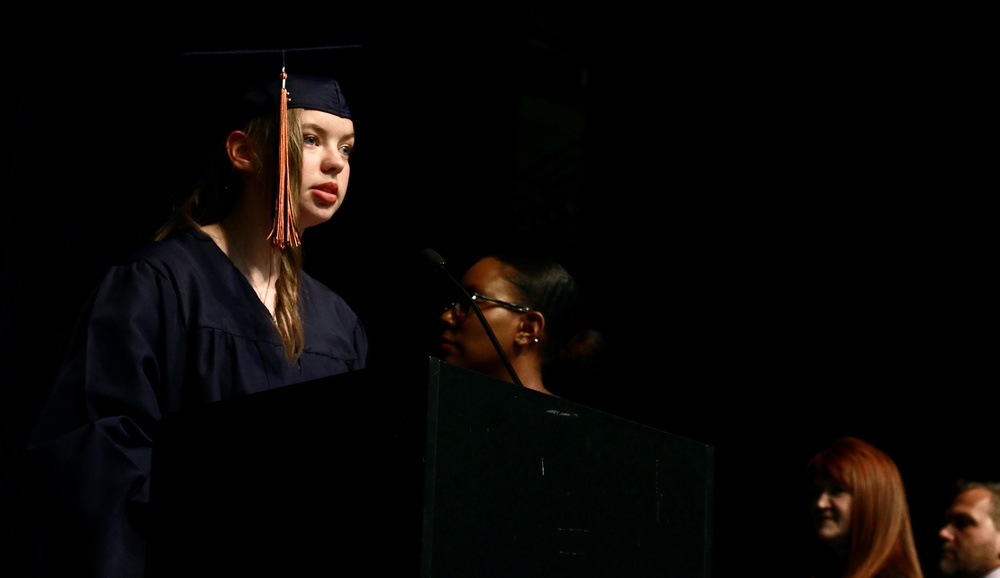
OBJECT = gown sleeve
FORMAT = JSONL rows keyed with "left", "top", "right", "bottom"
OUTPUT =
{"left": 26, "top": 259, "right": 186, "bottom": 578}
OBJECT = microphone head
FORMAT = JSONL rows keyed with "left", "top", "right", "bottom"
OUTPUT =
{"left": 421, "top": 248, "right": 447, "bottom": 270}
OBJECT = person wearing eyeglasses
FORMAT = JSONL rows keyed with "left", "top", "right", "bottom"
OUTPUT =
{"left": 435, "top": 252, "right": 606, "bottom": 398}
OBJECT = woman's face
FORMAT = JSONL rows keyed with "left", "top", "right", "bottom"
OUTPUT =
{"left": 436, "top": 257, "right": 526, "bottom": 382}
{"left": 810, "top": 475, "right": 853, "bottom": 545}
{"left": 297, "top": 109, "right": 354, "bottom": 230}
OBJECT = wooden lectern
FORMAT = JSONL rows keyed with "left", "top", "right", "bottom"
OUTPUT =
{"left": 146, "top": 356, "right": 713, "bottom": 577}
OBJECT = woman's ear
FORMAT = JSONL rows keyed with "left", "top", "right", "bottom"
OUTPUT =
{"left": 225, "top": 130, "right": 254, "bottom": 172}
{"left": 517, "top": 311, "right": 545, "bottom": 346}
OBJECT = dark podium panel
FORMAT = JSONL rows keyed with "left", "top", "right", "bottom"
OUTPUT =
{"left": 146, "top": 356, "right": 713, "bottom": 577}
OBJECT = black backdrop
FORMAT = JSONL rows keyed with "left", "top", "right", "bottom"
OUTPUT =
{"left": 1, "top": 8, "right": 992, "bottom": 577}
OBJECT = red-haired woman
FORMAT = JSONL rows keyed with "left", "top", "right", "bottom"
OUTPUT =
{"left": 804, "top": 436, "right": 924, "bottom": 578}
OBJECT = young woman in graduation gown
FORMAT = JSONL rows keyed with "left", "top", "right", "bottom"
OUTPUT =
{"left": 25, "top": 65, "right": 367, "bottom": 577}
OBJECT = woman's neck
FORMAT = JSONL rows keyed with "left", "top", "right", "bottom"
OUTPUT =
{"left": 509, "top": 357, "right": 550, "bottom": 395}
{"left": 201, "top": 216, "right": 280, "bottom": 316}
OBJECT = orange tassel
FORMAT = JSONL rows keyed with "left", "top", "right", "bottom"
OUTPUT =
{"left": 268, "top": 68, "right": 301, "bottom": 249}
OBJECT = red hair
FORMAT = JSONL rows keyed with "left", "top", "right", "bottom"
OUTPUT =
{"left": 806, "top": 436, "right": 924, "bottom": 578}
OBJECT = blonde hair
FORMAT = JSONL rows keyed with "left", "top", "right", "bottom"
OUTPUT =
{"left": 156, "top": 108, "right": 306, "bottom": 362}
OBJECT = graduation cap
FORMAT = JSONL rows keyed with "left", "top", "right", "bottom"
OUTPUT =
{"left": 182, "top": 45, "right": 361, "bottom": 249}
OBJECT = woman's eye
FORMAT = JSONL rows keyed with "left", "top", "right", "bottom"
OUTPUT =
{"left": 339, "top": 144, "right": 353, "bottom": 158}
{"left": 303, "top": 135, "right": 319, "bottom": 146}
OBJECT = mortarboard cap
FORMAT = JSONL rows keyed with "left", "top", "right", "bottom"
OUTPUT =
{"left": 183, "top": 45, "right": 360, "bottom": 125}
{"left": 235, "top": 72, "right": 352, "bottom": 123}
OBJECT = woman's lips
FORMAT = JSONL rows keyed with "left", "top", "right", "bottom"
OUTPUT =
{"left": 310, "top": 188, "right": 338, "bottom": 205}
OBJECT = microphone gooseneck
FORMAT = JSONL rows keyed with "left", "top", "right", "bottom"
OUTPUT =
{"left": 421, "top": 248, "right": 447, "bottom": 270}
{"left": 422, "top": 248, "right": 525, "bottom": 388}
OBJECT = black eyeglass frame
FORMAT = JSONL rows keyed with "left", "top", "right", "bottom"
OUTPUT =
{"left": 444, "top": 292, "right": 532, "bottom": 316}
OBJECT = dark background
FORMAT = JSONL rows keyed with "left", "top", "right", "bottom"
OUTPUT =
{"left": 2, "top": 8, "right": 992, "bottom": 577}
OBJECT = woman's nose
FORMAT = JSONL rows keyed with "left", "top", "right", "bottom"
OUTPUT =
{"left": 439, "top": 306, "right": 459, "bottom": 326}
{"left": 322, "top": 150, "right": 346, "bottom": 174}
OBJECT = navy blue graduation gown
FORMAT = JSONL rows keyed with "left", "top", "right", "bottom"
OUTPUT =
{"left": 25, "top": 228, "right": 368, "bottom": 577}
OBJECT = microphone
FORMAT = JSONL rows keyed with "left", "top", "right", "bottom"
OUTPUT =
{"left": 421, "top": 248, "right": 524, "bottom": 388}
